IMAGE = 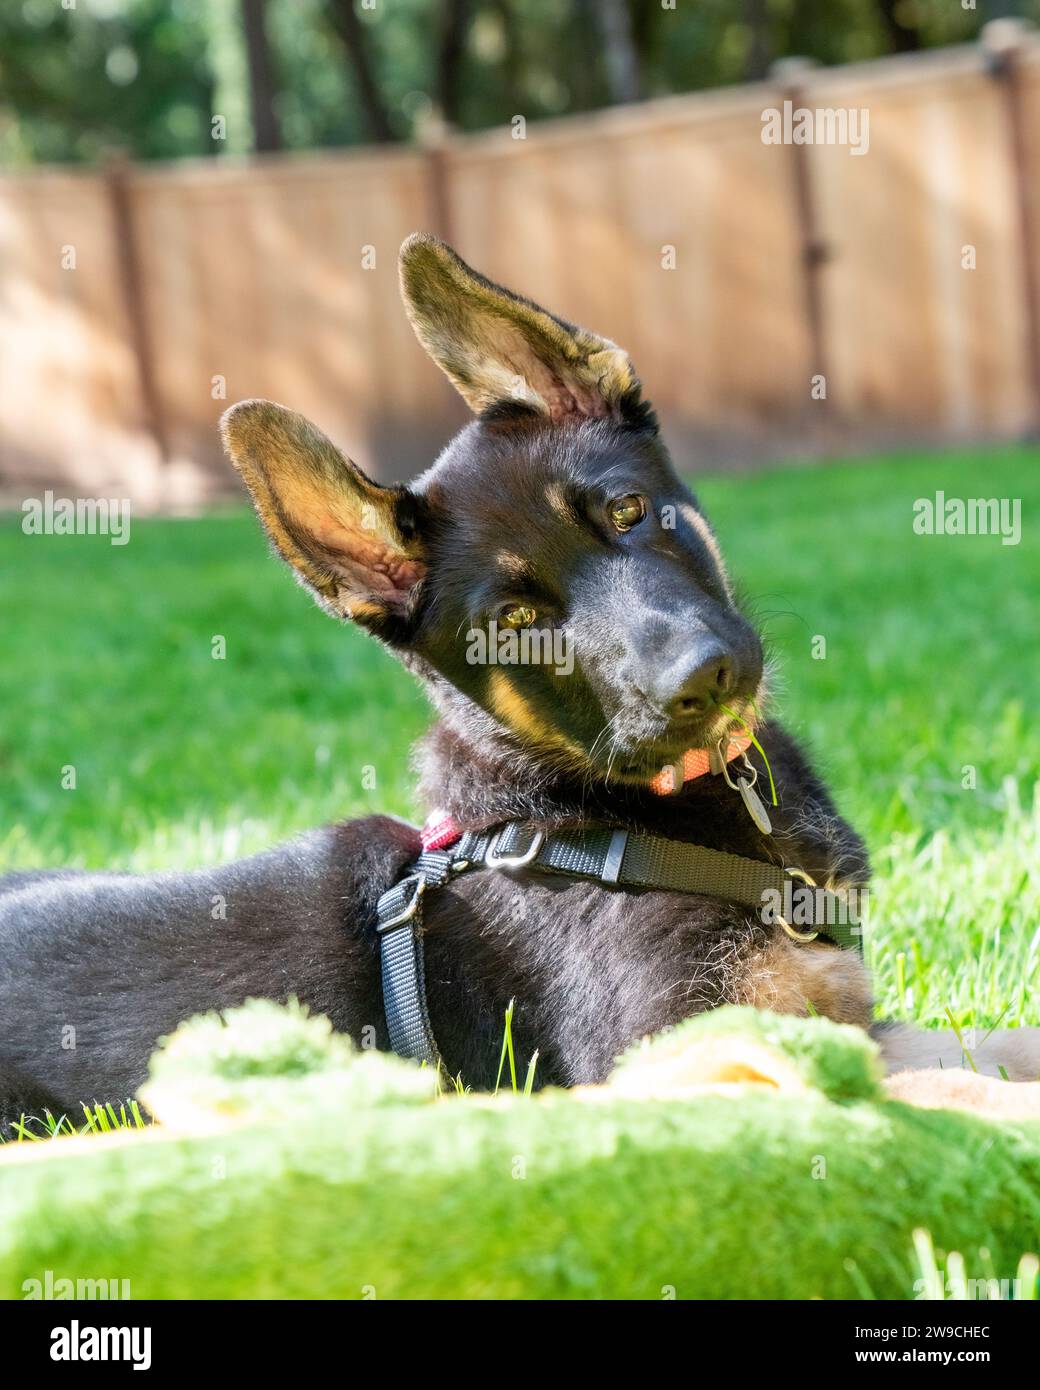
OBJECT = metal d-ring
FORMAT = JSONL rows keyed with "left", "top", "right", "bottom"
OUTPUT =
{"left": 485, "top": 827, "right": 546, "bottom": 870}
{"left": 778, "top": 865, "right": 819, "bottom": 943}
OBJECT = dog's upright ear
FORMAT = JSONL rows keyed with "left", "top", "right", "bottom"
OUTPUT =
{"left": 399, "top": 233, "right": 649, "bottom": 426}
{"left": 221, "top": 399, "right": 425, "bottom": 641}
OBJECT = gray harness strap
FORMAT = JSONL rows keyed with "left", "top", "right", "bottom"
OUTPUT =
{"left": 375, "top": 822, "right": 862, "bottom": 1064}
{"left": 504, "top": 824, "right": 788, "bottom": 902}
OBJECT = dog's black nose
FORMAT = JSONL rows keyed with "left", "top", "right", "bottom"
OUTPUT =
{"left": 664, "top": 647, "right": 733, "bottom": 721}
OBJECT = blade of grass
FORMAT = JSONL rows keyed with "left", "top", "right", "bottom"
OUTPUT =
{"left": 943, "top": 1007, "right": 978, "bottom": 1073}
{"left": 912, "top": 1228, "right": 941, "bottom": 1300}
{"left": 493, "top": 997, "right": 516, "bottom": 1096}
{"left": 523, "top": 1049, "right": 539, "bottom": 1097}
{"left": 1017, "top": 1253, "right": 1039, "bottom": 1300}
{"left": 719, "top": 703, "right": 777, "bottom": 806}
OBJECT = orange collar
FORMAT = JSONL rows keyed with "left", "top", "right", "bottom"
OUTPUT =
{"left": 649, "top": 735, "right": 751, "bottom": 795}
{"left": 421, "top": 734, "right": 754, "bottom": 847}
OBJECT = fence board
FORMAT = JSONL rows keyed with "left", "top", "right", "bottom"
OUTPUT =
{"left": 808, "top": 51, "right": 1034, "bottom": 445}
{"left": 1, "top": 33, "right": 1038, "bottom": 507}
{"left": 0, "top": 171, "right": 162, "bottom": 502}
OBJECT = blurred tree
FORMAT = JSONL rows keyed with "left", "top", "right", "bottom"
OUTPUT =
{"left": 239, "top": 0, "right": 282, "bottom": 150}
{"left": 0, "top": 0, "right": 1031, "bottom": 167}
{"left": 875, "top": 0, "right": 921, "bottom": 52}
{"left": 485, "top": 0, "right": 522, "bottom": 115}
{"left": 744, "top": 0, "right": 772, "bottom": 80}
{"left": 569, "top": 0, "right": 604, "bottom": 111}
{"left": 598, "top": 0, "right": 641, "bottom": 104}
{"left": 0, "top": 0, "right": 217, "bottom": 165}
{"left": 325, "top": 0, "right": 395, "bottom": 142}
{"left": 436, "top": 0, "right": 473, "bottom": 125}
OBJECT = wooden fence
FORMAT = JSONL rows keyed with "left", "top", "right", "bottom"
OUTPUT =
{"left": 1, "top": 25, "right": 1038, "bottom": 507}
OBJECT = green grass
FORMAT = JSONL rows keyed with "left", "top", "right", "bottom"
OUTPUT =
{"left": 851, "top": 1229, "right": 1040, "bottom": 1301}
{"left": 1, "top": 445, "right": 1038, "bottom": 1038}
{"left": 5, "top": 1100, "right": 148, "bottom": 1143}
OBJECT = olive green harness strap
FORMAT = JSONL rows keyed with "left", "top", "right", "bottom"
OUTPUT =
{"left": 375, "top": 820, "right": 863, "bottom": 1065}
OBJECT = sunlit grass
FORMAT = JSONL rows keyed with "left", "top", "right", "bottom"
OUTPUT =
{"left": 843, "top": 1227, "right": 1039, "bottom": 1300}
{"left": 4, "top": 1099, "right": 147, "bottom": 1143}
{"left": 1, "top": 445, "right": 1038, "bottom": 1046}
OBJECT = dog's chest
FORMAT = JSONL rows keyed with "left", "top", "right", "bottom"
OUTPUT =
{"left": 413, "top": 845, "right": 874, "bottom": 1086}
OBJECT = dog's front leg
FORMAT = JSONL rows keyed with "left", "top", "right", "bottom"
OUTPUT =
{"left": 873, "top": 1020, "right": 1040, "bottom": 1080}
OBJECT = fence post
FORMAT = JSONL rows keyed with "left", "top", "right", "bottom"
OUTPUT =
{"left": 104, "top": 152, "right": 169, "bottom": 465}
{"left": 771, "top": 57, "right": 834, "bottom": 456}
{"left": 417, "top": 118, "right": 455, "bottom": 244}
{"left": 983, "top": 20, "right": 1040, "bottom": 439}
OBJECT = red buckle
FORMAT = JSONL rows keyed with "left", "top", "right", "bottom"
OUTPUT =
{"left": 420, "top": 810, "right": 462, "bottom": 852}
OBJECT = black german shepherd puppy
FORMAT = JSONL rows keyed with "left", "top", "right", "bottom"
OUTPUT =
{"left": 1, "top": 236, "right": 1036, "bottom": 1131}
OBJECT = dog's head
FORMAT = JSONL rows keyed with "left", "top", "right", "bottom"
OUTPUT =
{"left": 222, "top": 235, "right": 763, "bottom": 784}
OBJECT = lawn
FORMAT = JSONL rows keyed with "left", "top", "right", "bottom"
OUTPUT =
{"left": 1, "top": 445, "right": 1037, "bottom": 1034}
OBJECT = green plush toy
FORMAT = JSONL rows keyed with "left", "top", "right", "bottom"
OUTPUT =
{"left": 2, "top": 1002, "right": 1039, "bottom": 1300}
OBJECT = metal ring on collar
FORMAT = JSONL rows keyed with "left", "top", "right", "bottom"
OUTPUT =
{"left": 485, "top": 827, "right": 547, "bottom": 870}
{"left": 720, "top": 750, "right": 758, "bottom": 793}
{"left": 777, "top": 865, "right": 819, "bottom": 943}
{"left": 375, "top": 875, "right": 426, "bottom": 933}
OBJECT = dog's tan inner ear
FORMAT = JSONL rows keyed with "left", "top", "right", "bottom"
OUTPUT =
{"left": 221, "top": 399, "right": 425, "bottom": 621}
{"left": 399, "top": 233, "right": 641, "bottom": 422}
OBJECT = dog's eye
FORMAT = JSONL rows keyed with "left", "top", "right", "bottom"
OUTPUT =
{"left": 499, "top": 603, "right": 537, "bottom": 629}
{"left": 608, "top": 494, "right": 647, "bottom": 532}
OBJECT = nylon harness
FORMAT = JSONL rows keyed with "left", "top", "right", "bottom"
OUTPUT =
{"left": 375, "top": 816, "right": 864, "bottom": 1067}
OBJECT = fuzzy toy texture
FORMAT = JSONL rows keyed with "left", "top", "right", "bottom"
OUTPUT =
{"left": 2, "top": 1002, "right": 1039, "bottom": 1301}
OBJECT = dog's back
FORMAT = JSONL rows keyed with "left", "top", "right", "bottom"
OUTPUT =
{"left": 0, "top": 816, "right": 416, "bottom": 1131}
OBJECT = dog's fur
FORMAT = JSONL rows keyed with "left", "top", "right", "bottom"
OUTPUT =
{"left": 1, "top": 235, "right": 1037, "bottom": 1132}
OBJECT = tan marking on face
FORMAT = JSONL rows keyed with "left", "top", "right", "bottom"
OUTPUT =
{"left": 487, "top": 669, "right": 586, "bottom": 761}
{"left": 680, "top": 502, "right": 732, "bottom": 599}
{"left": 344, "top": 599, "right": 386, "bottom": 622}
{"left": 495, "top": 551, "right": 530, "bottom": 580}
{"left": 545, "top": 483, "right": 575, "bottom": 521}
